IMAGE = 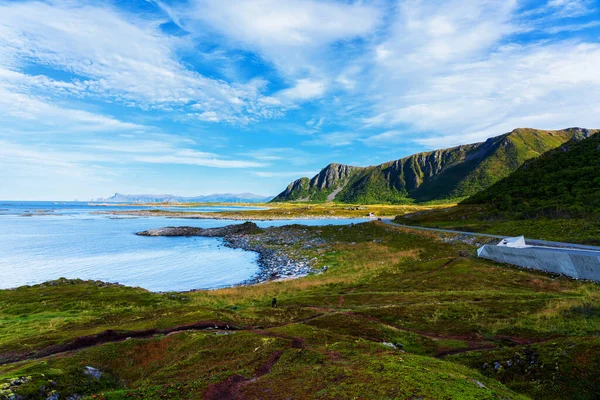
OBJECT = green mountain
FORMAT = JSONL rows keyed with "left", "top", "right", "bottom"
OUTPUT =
{"left": 464, "top": 132, "right": 600, "bottom": 215}
{"left": 272, "top": 128, "right": 598, "bottom": 204}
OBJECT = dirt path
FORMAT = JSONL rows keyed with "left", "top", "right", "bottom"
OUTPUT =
{"left": 0, "top": 309, "right": 550, "bottom": 369}
{"left": 0, "top": 321, "right": 237, "bottom": 366}
{"left": 204, "top": 349, "right": 286, "bottom": 400}
{"left": 204, "top": 328, "right": 308, "bottom": 400}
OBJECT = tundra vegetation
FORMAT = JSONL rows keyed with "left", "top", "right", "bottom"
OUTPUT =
{"left": 2, "top": 222, "right": 600, "bottom": 399}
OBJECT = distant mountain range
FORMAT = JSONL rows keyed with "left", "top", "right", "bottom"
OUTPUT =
{"left": 464, "top": 131, "right": 600, "bottom": 215}
{"left": 95, "top": 193, "right": 274, "bottom": 203}
{"left": 272, "top": 127, "right": 598, "bottom": 204}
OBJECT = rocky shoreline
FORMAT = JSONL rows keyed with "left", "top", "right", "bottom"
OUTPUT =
{"left": 136, "top": 222, "right": 326, "bottom": 285}
{"left": 136, "top": 222, "right": 260, "bottom": 237}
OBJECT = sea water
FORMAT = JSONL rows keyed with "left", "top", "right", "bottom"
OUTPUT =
{"left": 0, "top": 202, "right": 366, "bottom": 292}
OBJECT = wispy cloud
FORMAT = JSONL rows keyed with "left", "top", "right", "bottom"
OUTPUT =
{"left": 352, "top": 0, "right": 600, "bottom": 148}
{"left": 243, "top": 147, "right": 315, "bottom": 166}
{"left": 304, "top": 132, "right": 361, "bottom": 147}
{"left": 1, "top": 0, "right": 600, "bottom": 199}
{"left": 252, "top": 170, "right": 317, "bottom": 178}
{"left": 0, "top": 79, "right": 145, "bottom": 132}
{"left": 544, "top": 20, "right": 600, "bottom": 34}
{"left": 547, "top": 0, "right": 595, "bottom": 18}
{"left": 277, "top": 79, "right": 326, "bottom": 101}
{"left": 364, "top": 40, "right": 600, "bottom": 148}
{"left": 178, "top": 0, "right": 383, "bottom": 100}
{"left": 1, "top": 134, "right": 267, "bottom": 170}
{"left": 363, "top": 130, "right": 407, "bottom": 146}
{"left": 135, "top": 151, "right": 265, "bottom": 168}
{"left": 0, "top": 0, "right": 284, "bottom": 124}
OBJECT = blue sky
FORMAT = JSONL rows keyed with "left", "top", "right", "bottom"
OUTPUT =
{"left": 1, "top": 0, "right": 600, "bottom": 200}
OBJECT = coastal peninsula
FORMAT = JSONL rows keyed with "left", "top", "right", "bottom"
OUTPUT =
{"left": 137, "top": 222, "right": 326, "bottom": 284}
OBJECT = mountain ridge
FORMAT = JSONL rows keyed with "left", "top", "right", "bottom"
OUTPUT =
{"left": 95, "top": 193, "right": 273, "bottom": 203}
{"left": 272, "top": 127, "right": 598, "bottom": 204}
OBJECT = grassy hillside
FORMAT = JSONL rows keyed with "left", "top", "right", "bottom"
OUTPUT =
{"left": 464, "top": 133, "right": 600, "bottom": 215}
{"left": 273, "top": 128, "right": 596, "bottom": 204}
{"left": 397, "top": 204, "right": 600, "bottom": 246}
{"left": 2, "top": 222, "right": 600, "bottom": 399}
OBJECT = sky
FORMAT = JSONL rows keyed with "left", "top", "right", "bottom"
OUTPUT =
{"left": 1, "top": 0, "right": 600, "bottom": 200}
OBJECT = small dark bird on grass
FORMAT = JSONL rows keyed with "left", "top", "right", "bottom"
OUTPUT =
{"left": 272, "top": 297, "right": 277, "bottom": 308}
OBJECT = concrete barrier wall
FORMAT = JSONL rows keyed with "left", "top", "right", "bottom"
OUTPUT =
{"left": 478, "top": 245, "right": 600, "bottom": 282}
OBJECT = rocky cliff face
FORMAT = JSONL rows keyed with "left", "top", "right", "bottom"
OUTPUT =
{"left": 272, "top": 128, "right": 598, "bottom": 204}
{"left": 310, "top": 163, "right": 363, "bottom": 189}
{"left": 272, "top": 164, "right": 364, "bottom": 202}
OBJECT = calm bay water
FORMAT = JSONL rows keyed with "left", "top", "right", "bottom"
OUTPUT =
{"left": 0, "top": 202, "right": 365, "bottom": 292}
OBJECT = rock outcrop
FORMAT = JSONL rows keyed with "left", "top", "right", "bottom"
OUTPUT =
{"left": 136, "top": 222, "right": 319, "bottom": 285}
{"left": 136, "top": 222, "right": 260, "bottom": 237}
{"left": 272, "top": 164, "right": 363, "bottom": 203}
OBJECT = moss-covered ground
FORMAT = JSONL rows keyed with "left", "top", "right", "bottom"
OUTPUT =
{"left": 2, "top": 221, "right": 600, "bottom": 399}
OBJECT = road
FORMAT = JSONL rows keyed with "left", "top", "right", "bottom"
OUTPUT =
{"left": 382, "top": 220, "right": 600, "bottom": 252}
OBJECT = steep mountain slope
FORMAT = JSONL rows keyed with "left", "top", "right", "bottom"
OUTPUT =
{"left": 272, "top": 164, "right": 364, "bottom": 203}
{"left": 463, "top": 132, "right": 600, "bottom": 214}
{"left": 272, "top": 128, "right": 597, "bottom": 204}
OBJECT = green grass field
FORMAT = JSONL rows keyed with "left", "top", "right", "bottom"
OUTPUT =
{"left": 2, "top": 221, "right": 600, "bottom": 399}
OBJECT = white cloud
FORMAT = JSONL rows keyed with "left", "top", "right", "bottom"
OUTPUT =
{"left": 547, "top": 0, "right": 595, "bottom": 17}
{"left": 196, "top": 111, "right": 221, "bottom": 122}
{"left": 353, "top": 0, "right": 600, "bottom": 149}
{"left": 252, "top": 170, "right": 317, "bottom": 178}
{"left": 87, "top": 137, "right": 267, "bottom": 168}
{"left": 2, "top": 0, "right": 600, "bottom": 199}
{"left": 376, "top": 0, "right": 517, "bottom": 71}
{"left": 180, "top": 0, "right": 383, "bottom": 97}
{"left": 0, "top": 80, "right": 145, "bottom": 132}
{"left": 544, "top": 20, "right": 600, "bottom": 33}
{"left": 0, "top": 0, "right": 283, "bottom": 124}
{"left": 277, "top": 79, "right": 326, "bottom": 101}
{"left": 365, "top": 41, "right": 600, "bottom": 148}
{"left": 184, "top": 0, "right": 381, "bottom": 54}
{"left": 306, "top": 117, "right": 325, "bottom": 130}
{"left": 0, "top": 134, "right": 267, "bottom": 176}
{"left": 190, "top": 0, "right": 380, "bottom": 45}
{"left": 244, "top": 147, "right": 315, "bottom": 166}
{"left": 363, "top": 131, "right": 407, "bottom": 146}
{"left": 304, "top": 131, "right": 361, "bottom": 147}
{"left": 135, "top": 151, "right": 265, "bottom": 168}
{"left": 335, "top": 65, "right": 363, "bottom": 90}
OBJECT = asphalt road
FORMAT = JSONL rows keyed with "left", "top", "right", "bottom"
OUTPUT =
{"left": 382, "top": 220, "right": 600, "bottom": 252}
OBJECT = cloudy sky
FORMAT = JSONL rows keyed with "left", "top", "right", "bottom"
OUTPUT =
{"left": 1, "top": 0, "right": 600, "bottom": 200}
